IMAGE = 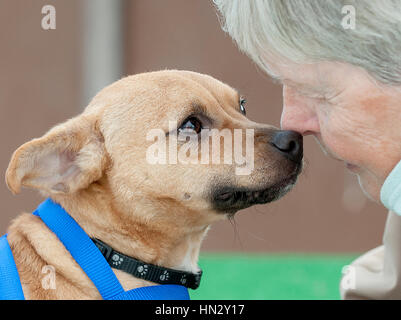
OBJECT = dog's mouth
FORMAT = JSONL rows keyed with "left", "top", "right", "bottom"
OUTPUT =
{"left": 211, "top": 173, "right": 299, "bottom": 214}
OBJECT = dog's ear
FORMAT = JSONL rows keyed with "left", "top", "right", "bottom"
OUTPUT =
{"left": 5, "top": 115, "right": 107, "bottom": 195}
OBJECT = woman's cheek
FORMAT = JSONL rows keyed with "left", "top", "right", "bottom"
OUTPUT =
{"left": 318, "top": 110, "right": 362, "bottom": 163}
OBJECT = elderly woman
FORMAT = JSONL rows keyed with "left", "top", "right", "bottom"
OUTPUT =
{"left": 214, "top": 0, "right": 401, "bottom": 299}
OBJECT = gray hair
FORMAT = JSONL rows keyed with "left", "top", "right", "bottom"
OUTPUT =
{"left": 214, "top": 0, "right": 401, "bottom": 85}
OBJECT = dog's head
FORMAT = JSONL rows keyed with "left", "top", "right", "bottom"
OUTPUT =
{"left": 6, "top": 70, "right": 302, "bottom": 228}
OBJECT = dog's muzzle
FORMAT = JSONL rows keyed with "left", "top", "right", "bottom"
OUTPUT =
{"left": 211, "top": 172, "right": 299, "bottom": 214}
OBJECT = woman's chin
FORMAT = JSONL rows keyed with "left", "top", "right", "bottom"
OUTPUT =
{"left": 356, "top": 174, "right": 381, "bottom": 204}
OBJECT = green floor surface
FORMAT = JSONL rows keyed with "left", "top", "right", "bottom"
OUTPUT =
{"left": 189, "top": 253, "right": 358, "bottom": 300}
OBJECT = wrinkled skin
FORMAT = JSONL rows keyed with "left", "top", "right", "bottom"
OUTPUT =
{"left": 263, "top": 57, "right": 401, "bottom": 202}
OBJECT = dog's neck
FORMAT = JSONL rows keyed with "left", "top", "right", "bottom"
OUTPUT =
{"left": 51, "top": 181, "right": 209, "bottom": 275}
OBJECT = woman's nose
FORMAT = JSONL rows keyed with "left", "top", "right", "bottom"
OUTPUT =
{"left": 280, "top": 86, "right": 320, "bottom": 135}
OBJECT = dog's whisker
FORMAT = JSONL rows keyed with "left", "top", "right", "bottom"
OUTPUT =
{"left": 252, "top": 205, "right": 267, "bottom": 215}
{"left": 228, "top": 215, "right": 244, "bottom": 250}
{"left": 246, "top": 230, "right": 272, "bottom": 245}
{"left": 301, "top": 157, "right": 310, "bottom": 179}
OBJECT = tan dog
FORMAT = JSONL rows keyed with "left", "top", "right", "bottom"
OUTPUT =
{"left": 4, "top": 70, "right": 302, "bottom": 299}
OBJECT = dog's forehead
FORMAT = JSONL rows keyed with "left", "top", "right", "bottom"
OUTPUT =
{"left": 143, "top": 70, "right": 240, "bottom": 106}
{"left": 173, "top": 71, "right": 239, "bottom": 99}
{"left": 86, "top": 70, "right": 240, "bottom": 118}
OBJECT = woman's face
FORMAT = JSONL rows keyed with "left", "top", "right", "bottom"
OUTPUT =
{"left": 264, "top": 58, "right": 401, "bottom": 202}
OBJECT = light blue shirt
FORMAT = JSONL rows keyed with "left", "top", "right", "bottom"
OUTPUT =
{"left": 381, "top": 160, "right": 401, "bottom": 215}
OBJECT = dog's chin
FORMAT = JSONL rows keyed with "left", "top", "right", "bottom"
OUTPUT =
{"left": 211, "top": 173, "right": 299, "bottom": 215}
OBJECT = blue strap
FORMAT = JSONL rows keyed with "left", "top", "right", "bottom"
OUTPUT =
{"left": 33, "top": 199, "right": 125, "bottom": 300}
{"left": 34, "top": 198, "right": 189, "bottom": 300}
{"left": 0, "top": 234, "right": 25, "bottom": 300}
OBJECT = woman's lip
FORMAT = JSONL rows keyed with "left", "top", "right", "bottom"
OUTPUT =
{"left": 345, "top": 162, "right": 359, "bottom": 171}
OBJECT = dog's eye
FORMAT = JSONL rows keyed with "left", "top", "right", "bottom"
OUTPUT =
{"left": 178, "top": 117, "right": 203, "bottom": 134}
{"left": 240, "top": 98, "right": 246, "bottom": 115}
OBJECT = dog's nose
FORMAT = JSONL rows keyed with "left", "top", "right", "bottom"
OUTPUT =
{"left": 271, "top": 130, "right": 303, "bottom": 163}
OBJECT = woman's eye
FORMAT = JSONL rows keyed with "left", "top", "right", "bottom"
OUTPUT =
{"left": 178, "top": 117, "right": 203, "bottom": 134}
{"left": 240, "top": 98, "right": 246, "bottom": 115}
